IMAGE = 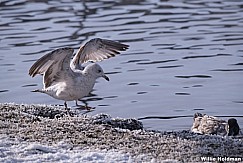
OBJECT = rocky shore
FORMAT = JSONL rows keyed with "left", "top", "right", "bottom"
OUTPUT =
{"left": 0, "top": 103, "right": 242, "bottom": 162}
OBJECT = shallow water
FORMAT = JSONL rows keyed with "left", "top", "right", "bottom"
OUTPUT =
{"left": 1, "top": 0, "right": 243, "bottom": 131}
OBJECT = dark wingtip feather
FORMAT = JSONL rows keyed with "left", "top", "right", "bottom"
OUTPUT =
{"left": 102, "top": 39, "right": 129, "bottom": 52}
{"left": 29, "top": 64, "right": 38, "bottom": 77}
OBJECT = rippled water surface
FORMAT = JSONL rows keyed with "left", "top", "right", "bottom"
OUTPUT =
{"left": 1, "top": 0, "right": 243, "bottom": 131}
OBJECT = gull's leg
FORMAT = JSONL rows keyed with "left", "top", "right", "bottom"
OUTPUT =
{"left": 64, "top": 101, "right": 68, "bottom": 108}
{"left": 64, "top": 101, "right": 71, "bottom": 116}
{"left": 75, "top": 100, "right": 82, "bottom": 107}
{"left": 84, "top": 103, "right": 89, "bottom": 110}
{"left": 75, "top": 100, "right": 86, "bottom": 109}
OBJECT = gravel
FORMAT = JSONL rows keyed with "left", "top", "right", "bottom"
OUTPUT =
{"left": 0, "top": 103, "right": 242, "bottom": 162}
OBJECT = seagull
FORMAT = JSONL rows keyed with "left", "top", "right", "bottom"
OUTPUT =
{"left": 29, "top": 38, "right": 129, "bottom": 109}
{"left": 191, "top": 113, "right": 241, "bottom": 136}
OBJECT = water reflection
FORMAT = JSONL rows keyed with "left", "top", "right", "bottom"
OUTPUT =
{"left": 137, "top": 59, "right": 177, "bottom": 65}
{"left": 128, "top": 82, "right": 139, "bottom": 86}
{"left": 157, "top": 65, "right": 183, "bottom": 69}
{"left": 211, "top": 68, "right": 243, "bottom": 72}
{"left": 0, "top": 90, "right": 9, "bottom": 93}
{"left": 21, "top": 84, "right": 38, "bottom": 87}
{"left": 0, "top": 0, "right": 243, "bottom": 131}
{"left": 183, "top": 54, "right": 232, "bottom": 59}
{"left": 175, "top": 92, "right": 190, "bottom": 96}
{"left": 175, "top": 75, "right": 212, "bottom": 78}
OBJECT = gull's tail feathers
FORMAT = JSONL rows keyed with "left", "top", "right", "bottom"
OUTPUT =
{"left": 31, "top": 89, "right": 45, "bottom": 93}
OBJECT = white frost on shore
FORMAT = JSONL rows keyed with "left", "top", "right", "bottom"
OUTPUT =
{"left": 0, "top": 135, "right": 179, "bottom": 163}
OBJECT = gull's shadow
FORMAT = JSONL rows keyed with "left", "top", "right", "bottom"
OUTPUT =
{"left": 74, "top": 106, "right": 96, "bottom": 115}
{"left": 52, "top": 103, "right": 95, "bottom": 115}
{"left": 52, "top": 92, "right": 102, "bottom": 114}
{"left": 74, "top": 105, "right": 96, "bottom": 111}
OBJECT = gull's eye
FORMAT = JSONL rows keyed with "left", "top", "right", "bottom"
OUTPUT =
{"left": 98, "top": 69, "right": 102, "bottom": 73}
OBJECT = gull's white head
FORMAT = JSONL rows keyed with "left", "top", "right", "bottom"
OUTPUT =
{"left": 83, "top": 63, "right": 109, "bottom": 81}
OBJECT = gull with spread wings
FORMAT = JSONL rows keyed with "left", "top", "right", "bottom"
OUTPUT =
{"left": 29, "top": 38, "right": 129, "bottom": 108}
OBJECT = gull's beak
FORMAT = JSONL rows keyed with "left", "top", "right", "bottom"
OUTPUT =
{"left": 103, "top": 75, "right": 109, "bottom": 81}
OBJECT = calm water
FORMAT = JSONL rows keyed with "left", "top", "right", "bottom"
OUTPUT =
{"left": 1, "top": 0, "right": 243, "bottom": 131}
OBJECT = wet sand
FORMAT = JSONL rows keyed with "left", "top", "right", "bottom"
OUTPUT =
{"left": 0, "top": 103, "right": 242, "bottom": 162}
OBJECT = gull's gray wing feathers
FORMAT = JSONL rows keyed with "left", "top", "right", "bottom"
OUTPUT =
{"left": 29, "top": 47, "right": 74, "bottom": 88}
{"left": 71, "top": 38, "right": 129, "bottom": 69}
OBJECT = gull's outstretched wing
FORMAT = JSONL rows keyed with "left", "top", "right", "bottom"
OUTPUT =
{"left": 71, "top": 38, "right": 129, "bottom": 69}
{"left": 29, "top": 47, "right": 74, "bottom": 88}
